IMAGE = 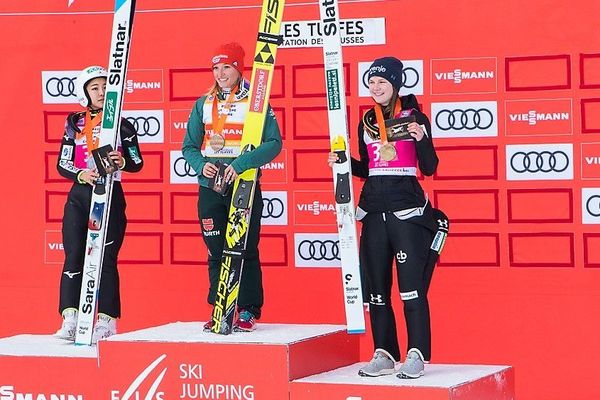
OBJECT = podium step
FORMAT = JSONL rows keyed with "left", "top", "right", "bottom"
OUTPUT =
{"left": 290, "top": 362, "right": 514, "bottom": 400}
{"left": 0, "top": 334, "right": 99, "bottom": 399}
{"left": 98, "top": 322, "right": 359, "bottom": 399}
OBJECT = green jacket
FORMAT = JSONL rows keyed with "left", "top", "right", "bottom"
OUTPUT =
{"left": 182, "top": 93, "right": 282, "bottom": 188}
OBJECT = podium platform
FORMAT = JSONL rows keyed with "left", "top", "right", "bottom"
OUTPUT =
{"left": 290, "top": 362, "right": 514, "bottom": 400}
{"left": 0, "top": 324, "right": 514, "bottom": 400}
{"left": 98, "top": 322, "right": 360, "bottom": 399}
{"left": 0, "top": 334, "right": 99, "bottom": 399}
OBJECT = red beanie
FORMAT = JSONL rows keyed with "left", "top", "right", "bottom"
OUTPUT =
{"left": 211, "top": 42, "right": 245, "bottom": 74}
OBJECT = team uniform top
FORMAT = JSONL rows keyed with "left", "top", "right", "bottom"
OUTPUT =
{"left": 182, "top": 79, "right": 282, "bottom": 188}
{"left": 351, "top": 94, "right": 438, "bottom": 214}
{"left": 57, "top": 111, "right": 144, "bottom": 181}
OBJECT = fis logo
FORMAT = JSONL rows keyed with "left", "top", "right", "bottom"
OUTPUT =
{"left": 111, "top": 354, "right": 167, "bottom": 400}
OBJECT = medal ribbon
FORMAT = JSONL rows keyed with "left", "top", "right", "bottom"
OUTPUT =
{"left": 211, "top": 84, "right": 239, "bottom": 137}
{"left": 373, "top": 100, "right": 401, "bottom": 143}
{"left": 83, "top": 110, "right": 103, "bottom": 152}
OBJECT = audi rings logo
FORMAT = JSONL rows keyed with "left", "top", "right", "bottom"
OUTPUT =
{"left": 431, "top": 101, "right": 497, "bottom": 138}
{"left": 42, "top": 71, "right": 80, "bottom": 104}
{"left": 362, "top": 66, "right": 419, "bottom": 90}
{"left": 295, "top": 234, "right": 341, "bottom": 267}
{"left": 298, "top": 239, "right": 340, "bottom": 261}
{"left": 46, "top": 77, "right": 76, "bottom": 97}
{"left": 126, "top": 116, "right": 161, "bottom": 137}
{"left": 358, "top": 61, "right": 423, "bottom": 97}
{"left": 173, "top": 157, "right": 196, "bottom": 177}
{"left": 262, "top": 198, "right": 284, "bottom": 218}
{"left": 261, "top": 191, "right": 287, "bottom": 225}
{"left": 510, "top": 151, "right": 569, "bottom": 173}
{"left": 506, "top": 144, "right": 573, "bottom": 181}
{"left": 585, "top": 195, "right": 600, "bottom": 218}
{"left": 435, "top": 108, "right": 493, "bottom": 131}
{"left": 170, "top": 151, "right": 198, "bottom": 184}
{"left": 122, "top": 110, "right": 164, "bottom": 144}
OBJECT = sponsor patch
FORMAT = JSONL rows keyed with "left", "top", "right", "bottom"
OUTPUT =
{"left": 128, "top": 147, "right": 142, "bottom": 164}
{"left": 202, "top": 218, "right": 214, "bottom": 231}
{"left": 431, "top": 231, "right": 447, "bottom": 253}
{"left": 400, "top": 290, "right": 419, "bottom": 301}
{"left": 61, "top": 145, "right": 73, "bottom": 160}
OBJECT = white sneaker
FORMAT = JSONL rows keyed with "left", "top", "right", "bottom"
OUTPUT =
{"left": 91, "top": 313, "right": 117, "bottom": 344}
{"left": 54, "top": 308, "right": 78, "bottom": 341}
{"left": 358, "top": 349, "right": 396, "bottom": 377}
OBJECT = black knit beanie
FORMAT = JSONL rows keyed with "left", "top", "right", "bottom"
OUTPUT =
{"left": 367, "top": 56, "right": 404, "bottom": 91}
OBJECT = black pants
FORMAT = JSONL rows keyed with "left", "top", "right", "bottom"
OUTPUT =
{"left": 198, "top": 185, "right": 263, "bottom": 319}
{"left": 360, "top": 211, "right": 434, "bottom": 362}
{"left": 59, "top": 183, "right": 127, "bottom": 318}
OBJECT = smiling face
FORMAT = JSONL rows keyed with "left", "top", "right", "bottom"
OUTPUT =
{"left": 86, "top": 77, "right": 107, "bottom": 110}
{"left": 212, "top": 63, "right": 241, "bottom": 90}
{"left": 368, "top": 76, "right": 394, "bottom": 106}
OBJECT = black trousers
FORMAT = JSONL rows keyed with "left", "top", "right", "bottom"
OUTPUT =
{"left": 198, "top": 185, "right": 264, "bottom": 319}
{"left": 360, "top": 211, "right": 434, "bottom": 362}
{"left": 59, "top": 183, "right": 127, "bottom": 318}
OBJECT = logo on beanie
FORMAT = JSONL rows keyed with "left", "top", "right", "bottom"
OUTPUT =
{"left": 368, "top": 65, "right": 386, "bottom": 75}
{"left": 212, "top": 55, "right": 228, "bottom": 64}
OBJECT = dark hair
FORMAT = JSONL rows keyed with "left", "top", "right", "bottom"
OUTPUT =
{"left": 383, "top": 90, "right": 400, "bottom": 118}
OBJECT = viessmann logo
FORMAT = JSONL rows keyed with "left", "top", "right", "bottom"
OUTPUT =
{"left": 431, "top": 57, "right": 497, "bottom": 94}
{"left": 0, "top": 386, "right": 83, "bottom": 400}
{"left": 505, "top": 99, "right": 572, "bottom": 136}
{"left": 124, "top": 69, "right": 164, "bottom": 103}
{"left": 111, "top": 354, "right": 167, "bottom": 400}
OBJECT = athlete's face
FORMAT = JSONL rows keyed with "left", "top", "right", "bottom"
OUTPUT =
{"left": 213, "top": 63, "right": 241, "bottom": 90}
{"left": 86, "top": 77, "right": 107, "bottom": 110}
{"left": 368, "top": 76, "right": 394, "bottom": 106}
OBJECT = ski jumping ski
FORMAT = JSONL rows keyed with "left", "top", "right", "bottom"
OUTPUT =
{"left": 210, "top": 0, "right": 286, "bottom": 334}
{"left": 75, "top": 0, "right": 136, "bottom": 345}
{"left": 319, "top": 0, "right": 365, "bottom": 334}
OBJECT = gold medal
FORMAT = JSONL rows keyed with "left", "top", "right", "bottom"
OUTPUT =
{"left": 380, "top": 142, "right": 397, "bottom": 161}
{"left": 209, "top": 133, "right": 225, "bottom": 152}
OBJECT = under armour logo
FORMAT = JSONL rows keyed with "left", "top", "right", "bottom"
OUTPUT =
{"left": 63, "top": 271, "right": 81, "bottom": 279}
{"left": 396, "top": 251, "right": 408, "bottom": 263}
{"left": 370, "top": 294, "right": 384, "bottom": 304}
{"left": 437, "top": 219, "right": 449, "bottom": 229}
{"left": 123, "top": 135, "right": 135, "bottom": 142}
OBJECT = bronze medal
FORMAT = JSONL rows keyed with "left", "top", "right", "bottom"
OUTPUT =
{"left": 380, "top": 142, "right": 397, "bottom": 161}
{"left": 209, "top": 133, "right": 225, "bottom": 152}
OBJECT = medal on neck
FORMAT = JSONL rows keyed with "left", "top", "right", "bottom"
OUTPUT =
{"left": 210, "top": 84, "right": 238, "bottom": 152}
{"left": 374, "top": 101, "right": 400, "bottom": 162}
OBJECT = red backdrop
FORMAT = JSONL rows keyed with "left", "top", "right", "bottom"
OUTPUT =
{"left": 1, "top": 1, "right": 600, "bottom": 399}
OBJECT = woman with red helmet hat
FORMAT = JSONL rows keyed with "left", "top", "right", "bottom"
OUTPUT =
{"left": 329, "top": 56, "right": 449, "bottom": 378}
{"left": 182, "top": 43, "right": 282, "bottom": 332}
{"left": 54, "top": 65, "right": 144, "bottom": 343}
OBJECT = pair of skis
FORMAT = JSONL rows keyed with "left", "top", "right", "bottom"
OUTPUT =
{"left": 211, "top": 0, "right": 365, "bottom": 334}
{"left": 75, "top": 0, "right": 136, "bottom": 345}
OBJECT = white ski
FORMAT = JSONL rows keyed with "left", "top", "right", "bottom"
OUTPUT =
{"left": 75, "top": 0, "right": 136, "bottom": 345}
{"left": 318, "top": 0, "right": 365, "bottom": 334}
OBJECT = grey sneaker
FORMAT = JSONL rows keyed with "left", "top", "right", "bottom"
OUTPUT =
{"left": 358, "top": 349, "right": 396, "bottom": 377}
{"left": 397, "top": 348, "right": 425, "bottom": 379}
